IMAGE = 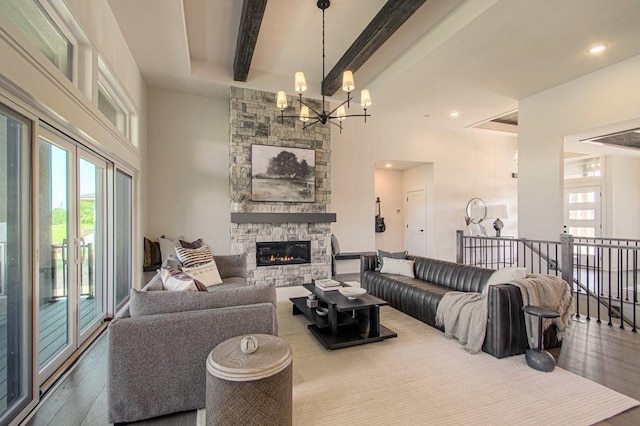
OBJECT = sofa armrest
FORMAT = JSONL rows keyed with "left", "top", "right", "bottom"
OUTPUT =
{"left": 215, "top": 254, "right": 247, "bottom": 279}
{"left": 483, "top": 284, "right": 528, "bottom": 358}
{"left": 107, "top": 303, "right": 276, "bottom": 424}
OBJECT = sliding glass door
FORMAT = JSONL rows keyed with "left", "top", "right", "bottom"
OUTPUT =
{"left": 37, "top": 127, "right": 107, "bottom": 380}
{"left": 0, "top": 105, "right": 33, "bottom": 424}
{"left": 78, "top": 153, "right": 106, "bottom": 339}
{"left": 114, "top": 170, "right": 132, "bottom": 309}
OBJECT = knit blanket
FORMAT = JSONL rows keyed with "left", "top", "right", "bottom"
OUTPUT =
{"left": 435, "top": 274, "right": 573, "bottom": 353}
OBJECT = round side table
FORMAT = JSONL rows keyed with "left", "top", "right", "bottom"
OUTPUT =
{"left": 206, "top": 334, "right": 293, "bottom": 425}
{"left": 522, "top": 305, "right": 560, "bottom": 372}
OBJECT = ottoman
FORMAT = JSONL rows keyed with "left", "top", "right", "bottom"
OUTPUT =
{"left": 206, "top": 334, "right": 293, "bottom": 425}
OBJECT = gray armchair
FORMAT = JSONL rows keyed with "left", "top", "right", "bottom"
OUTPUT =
{"left": 108, "top": 255, "right": 277, "bottom": 424}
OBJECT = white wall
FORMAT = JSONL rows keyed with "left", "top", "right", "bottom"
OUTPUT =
{"left": 519, "top": 54, "right": 640, "bottom": 240}
{"left": 331, "top": 119, "right": 518, "bottom": 261}
{"left": 374, "top": 168, "right": 404, "bottom": 251}
{"left": 146, "top": 88, "right": 231, "bottom": 253}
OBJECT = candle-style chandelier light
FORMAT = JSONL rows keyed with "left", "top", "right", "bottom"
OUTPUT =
{"left": 276, "top": 0, "right": 371, "bottom": 132}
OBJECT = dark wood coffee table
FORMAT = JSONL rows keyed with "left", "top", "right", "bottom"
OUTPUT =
{"left": 290, "top": 283, "right": 397, "bottom": 350}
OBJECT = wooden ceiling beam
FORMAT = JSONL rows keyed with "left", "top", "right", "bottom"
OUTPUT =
{"left": 233, "top": 0, "right": 268, "bottom": 82}
{"left": 322, "top": 0, "right": 427, "bottom": 96}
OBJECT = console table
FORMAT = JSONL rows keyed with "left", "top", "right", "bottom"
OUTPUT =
{"left": 290, "top": 283, "right": 397, "bottom": 350}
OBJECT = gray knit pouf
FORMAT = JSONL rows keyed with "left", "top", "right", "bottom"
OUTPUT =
{"left": 206, "top": 334, "right": 293, "bottom": 426}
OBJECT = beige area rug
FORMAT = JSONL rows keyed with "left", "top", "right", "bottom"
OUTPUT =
{"left": 276, "top": 286, "right": 639, "bottom": 426}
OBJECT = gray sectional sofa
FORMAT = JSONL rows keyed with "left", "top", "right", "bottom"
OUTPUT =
{"left": 361, "top": 254, "right": 559, "bottom": 359}
{"left": 108, "top": 255, "right": 278, "bottom": 424}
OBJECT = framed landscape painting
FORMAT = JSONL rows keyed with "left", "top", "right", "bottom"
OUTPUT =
{"left": 251, "top": 144, "right": 315, "bottom": 202}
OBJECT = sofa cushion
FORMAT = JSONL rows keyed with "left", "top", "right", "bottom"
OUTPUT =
{"left": 217, "top": 276, "right": 248, "bottom": 289}
{"left": 376, "top": 250, "right": 407, "bottom": 271}
{"left": 380, "top": 258, "right": 415, "bottom": 278}
{"left": 183, "top": 260, "right": 223, "bottom": 287}
{"left": 410, "top": 256, "right": 493, "bottom": 293}
{"left": 129, "top": 282, "right": 276, "bottom": 317}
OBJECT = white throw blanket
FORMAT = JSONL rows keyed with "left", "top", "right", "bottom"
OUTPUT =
{"left": 435, "top": 274, "right": 573, "bottom": 353}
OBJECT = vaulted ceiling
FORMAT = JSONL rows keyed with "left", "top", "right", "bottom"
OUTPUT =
{"left": 108, "top": 0, "right": 640, "bottom": 134}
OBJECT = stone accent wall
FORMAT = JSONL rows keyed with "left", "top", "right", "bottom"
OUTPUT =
{"left": 229, "top": 87, "right": 332, "bottom": 285}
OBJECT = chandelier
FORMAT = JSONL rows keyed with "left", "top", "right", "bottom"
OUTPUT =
{"left": 276, "top": 0, "right": 371, "bottom": 132}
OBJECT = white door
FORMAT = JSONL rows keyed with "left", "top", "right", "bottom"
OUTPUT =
{"left": 564, "top": 185, "right": 602, "bottom": 264}
{"left": 564, "top": 185, "right": 602, "bottom": 239}
{"left": 406, "top": 190, "right": 426, "bottom": 256}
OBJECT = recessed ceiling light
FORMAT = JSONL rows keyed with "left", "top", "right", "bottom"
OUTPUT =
{"left": 385, "top": 163, "right": 392, "bottom": 168}
{"left": 450, "top": 111, "right": 460, "bottom": 118}
{"left": 588, "top": 43, "right": 608, "bottom": 54}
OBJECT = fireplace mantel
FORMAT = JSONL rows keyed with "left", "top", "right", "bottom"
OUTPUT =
{"left": 231, "top": 213, "right": 336, "bottom": 224}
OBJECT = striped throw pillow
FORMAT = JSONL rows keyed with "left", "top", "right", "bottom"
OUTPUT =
{"left": 175, "top": 244, "right": 214, "bottom": 268}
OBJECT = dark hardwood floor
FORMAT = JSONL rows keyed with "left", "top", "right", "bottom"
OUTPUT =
{"left": 21, "top": 277, "right": 640, "bottom": 425}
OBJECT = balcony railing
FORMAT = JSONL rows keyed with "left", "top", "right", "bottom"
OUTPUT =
{"left": 456, "top": 231, "right": 639, "bottom": 332}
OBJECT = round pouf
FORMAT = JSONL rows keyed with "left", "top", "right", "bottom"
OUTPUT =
{"left": 206, "top": 334, "right": 293, "bottom": 426}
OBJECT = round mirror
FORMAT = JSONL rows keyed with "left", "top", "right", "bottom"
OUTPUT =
{"left": 466, "top": 198, "right": 486, "bottom": 224}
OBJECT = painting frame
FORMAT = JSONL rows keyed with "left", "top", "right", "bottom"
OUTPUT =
{"left": 251, "top": 144, "right": 316, "bottom": 203}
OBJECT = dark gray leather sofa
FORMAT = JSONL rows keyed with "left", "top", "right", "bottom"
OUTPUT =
{"left": 361, "top": 254, "right": 558, "bottom": 358}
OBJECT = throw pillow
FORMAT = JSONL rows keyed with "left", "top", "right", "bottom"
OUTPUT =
{"left": 380, "top": 258, "right": 415, "bottom": 278}
{"left": 376, "top": 249, "right": 408, "bottom": 271}
{"left": 128, "top": 282, "right": 276, "bottom": 317}
{"left": 331, "top": 234, "right": 340, "bottom": 256}
{"left": 143, "top": 238, "right": 162, "bottom": 267}
{"left": 160, "top": 267, "right": 207, "bottom": 292}
{"left": 179, "top": 238, "right": 204, "bottom": 249}
{"left": 183, "top": 260, "right": 223, "bottom": 287}
{"left": 486, "top": 267, "right": 527, "bottom": 286}
{"left": 159, "top": 235, "right": 183, "bottom": 263}
{"left": 162, "top": 254, "right": 183, "bottom": 270}
{"left": 175, "top": 244, "right": 214, "bottom": 268}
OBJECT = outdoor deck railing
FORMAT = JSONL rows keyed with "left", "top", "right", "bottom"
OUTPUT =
{"left": 456, "top": 231, "right": 639, "bottom": 332}
{"left": 47, "top": 240, "right": 94, "bottom": 300}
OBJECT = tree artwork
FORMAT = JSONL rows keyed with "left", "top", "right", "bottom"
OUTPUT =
{"left": 251, "top": 145, "right": 315, "bottom": 202}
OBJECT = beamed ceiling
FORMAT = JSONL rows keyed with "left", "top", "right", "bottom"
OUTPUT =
{"left": 109, "top": 0, "right": 640, "bottom": 152}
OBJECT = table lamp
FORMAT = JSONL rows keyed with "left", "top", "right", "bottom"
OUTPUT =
{"left": 486, "top": 204, "right": 510, "bottom": 237}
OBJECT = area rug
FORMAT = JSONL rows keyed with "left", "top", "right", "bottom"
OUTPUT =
{"left": 277, "top": 286, "right": 639, "bottom": 426}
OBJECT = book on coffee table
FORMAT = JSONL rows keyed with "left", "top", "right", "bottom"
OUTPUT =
{"left": 314, "top": 278, "right": 341, "bottom": 290}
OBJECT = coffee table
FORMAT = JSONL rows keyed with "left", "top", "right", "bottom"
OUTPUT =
{"left": 290, "top": 283, "right": 397, "bottom": 350}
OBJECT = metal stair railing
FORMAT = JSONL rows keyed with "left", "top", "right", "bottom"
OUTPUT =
{"left": 456, "top": 231, "right": 638, "bottom": 332}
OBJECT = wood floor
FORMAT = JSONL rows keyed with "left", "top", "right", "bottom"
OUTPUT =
{"left": 21, "top": 279, "right": 640, "bottom": 426}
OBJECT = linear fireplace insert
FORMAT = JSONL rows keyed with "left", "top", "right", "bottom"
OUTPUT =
{"left": 256, "top": 241, "right": 311, "bottom": 267}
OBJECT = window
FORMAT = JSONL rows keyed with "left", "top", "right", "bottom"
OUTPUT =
{"left": 564, "top": 156, "right": 602, "bottom": 180}
{"left": 568, "top": 192, "right": 596, "bottom": 204}
{"left": 0, "top": 0, "right": 73, "bottom": 80}
{"left": 98, "top": 81, "right": 126, "bottom": 134}
{"left": 97, "top": 57, "right": 138, "bottom": 146}
{"left": 114, "top": 169, "right": 133, "bottom": 308}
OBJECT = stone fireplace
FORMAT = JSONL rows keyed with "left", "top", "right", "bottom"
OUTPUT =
{"left": 229, "top": 87, "right": 333, "bottom": 286}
